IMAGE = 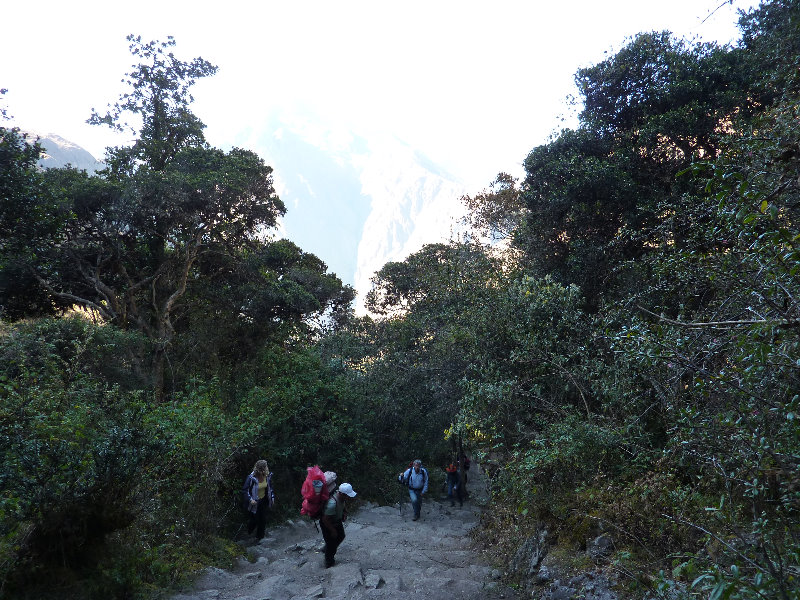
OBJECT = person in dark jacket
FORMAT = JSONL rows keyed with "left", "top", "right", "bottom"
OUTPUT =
{"left": 244, "top": 459, "right": 274, "bottom": 540}
{"left": 319, "top": 482, "right": 357, "bottom": 568}
{"left": 445, "top": 462, "right": 462, "bottom": 507}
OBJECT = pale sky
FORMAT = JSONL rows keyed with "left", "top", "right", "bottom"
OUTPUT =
{"left": 3, "top": 0, "right": 759, "bottom": 191}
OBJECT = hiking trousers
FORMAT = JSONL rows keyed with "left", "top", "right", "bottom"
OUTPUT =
{"left": 409, "top": 489, "right": 423, "bottom": 519}
{"left": 447, "top": 476, "right": 463, "bottom": 507}
{"left": 247, "top": 498, "right": 269, "bottom": 539}
{"left": 322, "top": 520, "right": 345, "bottom": 565}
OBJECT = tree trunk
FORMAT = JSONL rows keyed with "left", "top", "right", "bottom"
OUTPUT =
{"left": 152, "top": 346, "right": 166, "bottom": 403}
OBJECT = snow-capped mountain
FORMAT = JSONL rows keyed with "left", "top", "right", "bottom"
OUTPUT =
{"left": 353, "top": 140, "right": 468, "bottom": 311}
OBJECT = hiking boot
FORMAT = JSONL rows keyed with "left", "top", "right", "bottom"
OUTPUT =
{"left": 412, "top": 515, "right": 419, "bottom": 521}
{"left": 325, "top": 558, "right": 335, "bottom": 568}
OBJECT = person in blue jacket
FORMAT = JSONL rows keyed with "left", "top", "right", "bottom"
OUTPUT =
{"left": 399, "top": 459, "right": 428, "bottom": 521}
{"left": 244, "top": 459, "right": 274, "bottom": 540}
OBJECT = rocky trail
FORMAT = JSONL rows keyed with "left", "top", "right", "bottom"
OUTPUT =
{"left": 169, "top": 468, "right": 521, "bottom": 600}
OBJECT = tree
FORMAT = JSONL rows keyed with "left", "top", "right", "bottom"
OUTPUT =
{"left": 173, "top": 238, "right": 356, "bottom": 376}
{"left": 0, "top": 37, "right": 292, "bottom": 399}
{"left": 577, "top": 31, "right": 750, "bottom": 155}
{"left": 738, "top": 0, "right": 800, "bottom": 106}
{"left": 0, "top": 127, "right": 74, "bottom": 319}
{"left": 518, "top": 32, "right": 752, "bottom": 308}
{"left": 460, "top": 172, "right": 525, "bottom": 245}
{"left": 88, "top": 35, "right": 217, "bottom": 173}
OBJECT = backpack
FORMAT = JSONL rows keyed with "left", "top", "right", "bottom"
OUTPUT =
{"left": 300, "top": 465, "right": 329, "bottom": 520}
{"left": 399, "top": 465, "right": 428, "bottom": 490}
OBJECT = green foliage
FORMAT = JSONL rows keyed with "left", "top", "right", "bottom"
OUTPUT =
{"left": 450, "top": 4, "right": 800, "bottom": 597}
{"left": 577, "top": 31, "right": 749, "bottom": 148}
{"left": 0, "top": 315, "right": 377, "bottom": 598}
{"left": 0, "top": 36, "right": 357, "bottom": 405}
{"left": 88, "top": 34, "right": 217, "bottom": 172}
{"left": 497, "top": 414, "right": 623, "bottom": 504}
{"left": 739, "top": 0, "right": 800, "bottom": 104}
{"left": 519, "top": 31, "right": 752, "bottom": 310}
{"left": 460, "top": 172, "right": 524, "bottom": 243}
{"left": 458, "top": 275, "right": 592, "bottom": 450}
{"left": 0, "top": 318, "right": 156, "bottom": 593}
{"left": 0, "top": 128, "right": 72, "bottom": 319}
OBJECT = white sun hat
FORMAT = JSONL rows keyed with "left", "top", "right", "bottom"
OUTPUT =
{"left": 338, "top": 482, "right": 357, "bottom": 497}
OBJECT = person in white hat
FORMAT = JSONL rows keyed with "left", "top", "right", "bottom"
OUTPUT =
{"left": 319, "top": 482, "right": 356, "bottom": 568}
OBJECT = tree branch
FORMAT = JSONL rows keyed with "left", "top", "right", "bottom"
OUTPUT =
{"left": 636, "top": 305, "right": 799, "bottom": 330}
{"left": 33, "top": 273, "right": 113, "bottom": 321}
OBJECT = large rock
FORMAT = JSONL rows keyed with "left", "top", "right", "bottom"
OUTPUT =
{"left": 510, "top": 527, "right": 549, "bottom": 578}
{"left": 587, "top": 535, "right": 614, "bottom": 561}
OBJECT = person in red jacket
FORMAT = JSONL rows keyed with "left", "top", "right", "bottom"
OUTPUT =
{"left": 445, "top": 462, "right": 462, "bottom": 507}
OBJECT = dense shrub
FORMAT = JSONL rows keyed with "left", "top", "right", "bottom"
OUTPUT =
{"left": 0, "top": 317, "right": 157, "bottom": 594}
{"left": 0, "top": 318, "right": 380, "bottom": 598}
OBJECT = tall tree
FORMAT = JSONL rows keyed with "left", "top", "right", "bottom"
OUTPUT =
{"left": 88, "top": 35, "right": 216, "bottom": 173}
{"left": 519, "top": 32, "right": 752, "bottom": 307}
{"left": 0, "top": 127, "right": 74, "bottom": 318}
{"left": 0, "top": 37, "right": 292, "bottom": 399}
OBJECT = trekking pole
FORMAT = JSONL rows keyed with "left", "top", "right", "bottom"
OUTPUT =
{"left": 398, "top": 479, "right": 404, "bottom": 516}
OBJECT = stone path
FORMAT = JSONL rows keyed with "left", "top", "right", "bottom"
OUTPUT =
{"left": 169, "top": 469, "right": 520, "bottom": 600}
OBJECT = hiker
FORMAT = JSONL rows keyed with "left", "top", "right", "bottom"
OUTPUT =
{"left": 244, "top": 459, "right": 274, "bottom": 540}
{"left": 445, "top": 462, "right": 462, "bottom": 507}
{"left": 459, "top": 453, "right": 470, "bottom": 499}
{"left": 399, "top": 459, "right": 429, "bottom": 521}
{"left": 319, "top": 482, "right": 357, "bottom": 568}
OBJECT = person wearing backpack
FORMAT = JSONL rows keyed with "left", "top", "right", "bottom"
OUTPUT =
{"left": 300, "top": 465, "right": 329, "bottom": 520}
{"left": 243, "top": 459, "right": 274, "bottom": 540}
{"left": 445, "top": 462, "right": 462, "bottom": 507}
{"left": 459, "top": 453, "right": 471, "bottom": 499}
{"left": 399, "top": 459, "right": 428, "bottom": 521}
{"left": 319, "top": 482, "right": 357, "bottom": 568}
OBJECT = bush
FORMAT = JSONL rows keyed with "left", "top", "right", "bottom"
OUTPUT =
{"left": 0, "top": 318, "right": 156, "bottom": 594}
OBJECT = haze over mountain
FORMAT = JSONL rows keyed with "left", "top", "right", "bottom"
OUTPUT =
{"left": 24, "top": 130, "right": 104, "bottom": 173}
{"left": 247, "top": 115, "right": 469, "bottom": 313}
{"left": 22, "top": 124, "right": 469, "bottom": 314}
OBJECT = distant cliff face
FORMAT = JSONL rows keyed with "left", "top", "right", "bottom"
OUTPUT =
{"left": 22, "top": 130, "right": 105, "bottom": 173}
{"left": 352, "top": 140, "right": 468, "bottom": 313}
{"left": 250, "top": 119, "right": 468, "bottom": 313}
